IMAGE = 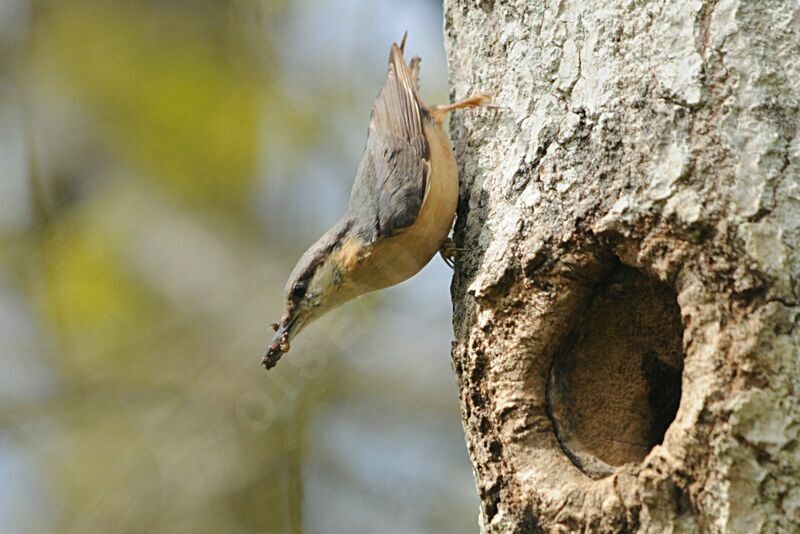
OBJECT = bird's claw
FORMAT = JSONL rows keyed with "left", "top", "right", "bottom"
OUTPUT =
{"left": 439, "top": 238, "right": 463, "bottom": 269}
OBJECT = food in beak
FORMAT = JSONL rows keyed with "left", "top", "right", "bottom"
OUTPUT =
{"left": 262, "top": 321, "right": 291, "bottom": 369}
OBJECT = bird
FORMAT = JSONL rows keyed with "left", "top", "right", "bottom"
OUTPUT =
{"left": 263, "top": 33, "right": 490, "bottom": 369}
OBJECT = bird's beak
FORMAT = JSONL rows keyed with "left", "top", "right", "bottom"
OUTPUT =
{"left": 262, "top": 316, "right": 297, "bottom": 370}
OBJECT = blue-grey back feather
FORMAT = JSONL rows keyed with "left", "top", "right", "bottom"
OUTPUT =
{"left": 348, "top": 40, "right": 429, "bottom": 242}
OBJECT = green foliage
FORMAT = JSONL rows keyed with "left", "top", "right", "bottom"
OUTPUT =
{"left": 38, "top": 0, "right": 263, "bottom": 207}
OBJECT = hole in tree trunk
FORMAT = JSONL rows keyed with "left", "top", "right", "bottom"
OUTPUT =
{"left": 546, "top": 262, "right": 684, "bottom": 479}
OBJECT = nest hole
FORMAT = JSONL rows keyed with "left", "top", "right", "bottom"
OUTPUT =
{"left": 547, "top": 263, "right": 684, "bottom": 479}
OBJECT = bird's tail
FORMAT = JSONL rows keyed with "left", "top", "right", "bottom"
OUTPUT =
{"left": 389, "top": 32, "right": 423, "bottom": 106}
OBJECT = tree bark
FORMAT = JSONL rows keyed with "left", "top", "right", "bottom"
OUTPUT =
{"left": 444, "top": 0, "right": 799, "bottom": 532}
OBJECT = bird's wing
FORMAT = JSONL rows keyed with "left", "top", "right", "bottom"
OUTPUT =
{"left": 348, "top": 38, "right": 429, "bottom": 242}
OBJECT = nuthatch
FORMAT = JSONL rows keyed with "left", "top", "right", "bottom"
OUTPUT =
{"left": 263, "top": 34, "right": 490, "bottom": 369}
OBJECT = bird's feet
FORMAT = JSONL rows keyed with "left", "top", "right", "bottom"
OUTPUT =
{"left": 439, "top": 237, "right": 463, "bottom": 269}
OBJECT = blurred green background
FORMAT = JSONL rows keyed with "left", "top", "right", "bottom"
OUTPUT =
{"left": 0, "top": 0, "right": 479, "bottom": 532}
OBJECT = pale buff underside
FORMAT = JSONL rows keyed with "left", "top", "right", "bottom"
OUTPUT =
{"left": 337, "top": 118, "right": 458, "bottom": 299}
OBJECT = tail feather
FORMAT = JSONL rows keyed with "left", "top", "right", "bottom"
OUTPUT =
{"left": 371, "top": 34, "right": 425, "bottom": 148}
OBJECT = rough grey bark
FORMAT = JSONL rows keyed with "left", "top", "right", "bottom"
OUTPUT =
{"left": 444, "top": 0, "right": 799, "bottom": 532}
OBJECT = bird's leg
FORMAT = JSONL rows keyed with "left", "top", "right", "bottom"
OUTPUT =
{"left": 429, "top": 93, "right": 492, "bottom": 123}
{"left": 439, "top": 237, "right": 464, "bottom": 269}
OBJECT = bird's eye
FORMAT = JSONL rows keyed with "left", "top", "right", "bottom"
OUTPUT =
{"left": 291, "top": 282, "right": 308, "bottom": 299}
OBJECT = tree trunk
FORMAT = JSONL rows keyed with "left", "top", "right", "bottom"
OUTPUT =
{"left": 444, "top": 0, "right": 799, "bottom": 532}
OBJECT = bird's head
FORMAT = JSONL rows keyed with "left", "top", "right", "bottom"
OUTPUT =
{"left": 263, "top": 222, "right": 363, "bottom": 369}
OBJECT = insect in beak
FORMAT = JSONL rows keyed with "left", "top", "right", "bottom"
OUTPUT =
{"left": 262, "top": 319, "right": 295, "bottom": 369}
